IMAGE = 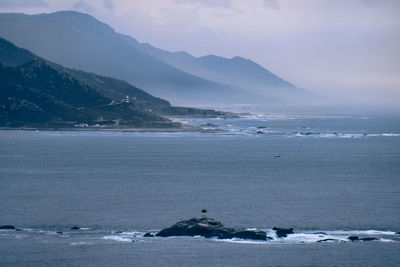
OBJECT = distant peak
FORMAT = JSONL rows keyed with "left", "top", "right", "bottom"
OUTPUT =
{"left": 44, "top": 10, "right": 115, "bottom": 33}
{"left": 174, "top": 51, "right": 190, "bottom": 56}
{"left": 50, "top": 10, "right": 92, "bottom": 18}
{"left": 200, "top": 54, "right": 223, "bottom": 59}
{"left": 35, "top": 10, "right": 102, "bottom": 25}
{"left": 231, "top": 56, "right": 248, "bottom": 61}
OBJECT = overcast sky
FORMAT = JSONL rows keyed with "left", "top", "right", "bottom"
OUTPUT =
{"left": 1, "top": 0, "right": 399, "bottom": 105}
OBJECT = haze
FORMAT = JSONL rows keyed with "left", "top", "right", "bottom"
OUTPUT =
{"left": 1, "top": 0, "right": 399, "bottom": 108}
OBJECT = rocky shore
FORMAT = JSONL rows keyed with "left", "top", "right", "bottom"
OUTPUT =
{"left": 147, "top": 217, "right": 272, "bottom": 241}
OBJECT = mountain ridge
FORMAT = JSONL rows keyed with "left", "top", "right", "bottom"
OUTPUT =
{"left": 0, "top": 11, "right": 243, "bottom": 105}
{"left": 0, "top": 10, "right": 320, "bottom": 106}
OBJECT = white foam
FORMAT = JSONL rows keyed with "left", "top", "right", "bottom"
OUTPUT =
{"left": 216, "top": 238, "right": 267, "bottom": 244}
{"left": 103, "top": 235, "right": 132, "bottom": 242}
{"left": 326, "top": 230, "right": 397, "bottom": 236}
{"left": 209, "top": 229, "right": 399, "bottom": 245}
{"left": 382, "top": 133, "right": 400, "bottom": 137}
{"left": 380, "top": 238, "right": 396, "bottom": 242}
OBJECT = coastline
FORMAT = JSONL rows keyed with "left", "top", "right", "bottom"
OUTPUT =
{"left": 0, "top": 125, "right": 222, "bottom": 133}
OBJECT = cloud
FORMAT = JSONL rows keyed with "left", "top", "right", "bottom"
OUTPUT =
{"left": 0, "top": 0, "right": 48, "bottom": 8}
{"left": 263, "top": 0, "right": 279, "bottom": 10}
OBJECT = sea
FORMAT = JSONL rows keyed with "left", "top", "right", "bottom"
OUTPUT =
{"left": 1, "top": 113, "right": 400, "bottom": 266}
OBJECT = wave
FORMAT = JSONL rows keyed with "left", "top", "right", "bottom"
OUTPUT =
{"left": 102, "top": 228, "right": 399, "bottom": 244}
{"left": 241, "top": 129, "right": 400, "bottom": 138}
{"left": 1, "top": 227, "right": 398, "bottom": 245}
{"left": 102, "top": 235, "right": 133, "bottom": 242}
{"left": 212, "top": 229, "right": 399, "bottom": 245}
{"left": 325, "top": 230, "right": 398, "bottom": 236}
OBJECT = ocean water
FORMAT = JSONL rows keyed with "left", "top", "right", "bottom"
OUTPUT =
{"left": 1, "top": 114, "right": 400, "bottom": 266}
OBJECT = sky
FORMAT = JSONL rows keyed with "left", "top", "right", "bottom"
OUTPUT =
{"left": 1, "top": 0, "right": 399, "bottom": 106}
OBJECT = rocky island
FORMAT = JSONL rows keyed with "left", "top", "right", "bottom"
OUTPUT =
{"left": 153, "top": 217, "right": 270, "bottom": 240}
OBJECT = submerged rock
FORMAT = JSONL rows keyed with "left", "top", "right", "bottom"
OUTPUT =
{"left": 348, "top": 236, "right": 378, "bottom": 242}
{"left": 70, "top": 226, "right": 81, "bottom": 230}
{"left": 144, "top": 232, "right": 155, "bottom": 237}
{"left": 156, "top": 218, "right": 270, "bottom": 241}
{"left": 272, "top": 227, "right": 294, "bottom": 238}
{"left": 348, "top": 236, "right": 359, "bottom": 241}
{"left": 0, "top": 225, "right": 16, "bottom": 230}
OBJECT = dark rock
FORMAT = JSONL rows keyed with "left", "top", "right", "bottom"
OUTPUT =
{"left": 56, "top": 231, "right": 63, "bottom": 234}
{"left": 0, "top": 225, "right": 15, "bottom": 230}
{"left": 348, "top": 236, "right": 378, "bottom": 242}
{"left": 156, "top": 218, "right": 270, "bottom": 241}
{"left": 395, "top": 232, "right": 400, "bottom": 235}
{"left": 272, "top": 227, "right": 294, "bottom": 238}
{"left": 348, "top": 236, "right": 359, "bottom": 241}
{"left": 70, "top": 226, "right": 80, "bottom": 230}
{"left": 199, "top": 123, "right": 219, "bottom": 128}
{"left": 144, "top": 232, "right": 155, "bottom": 238}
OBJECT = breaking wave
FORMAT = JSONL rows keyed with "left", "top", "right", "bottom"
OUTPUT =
{"left": 1, "top": 227, "right": 398, "bottom": 245}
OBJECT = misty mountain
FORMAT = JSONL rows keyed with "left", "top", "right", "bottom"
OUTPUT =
{"left": 0, "top": 11, "right": 320, "bottom": 106}
{"left": 124, "top": 37, "right": 292, "bottom": 90}
{"left": 0, "top": 11, "right": 242, "bottom": 105}
{"left": 0, "top": 37, "right": 226, "bottom": 128}
{"left": 123, "top": 36, "right": 322, "bottom": 103}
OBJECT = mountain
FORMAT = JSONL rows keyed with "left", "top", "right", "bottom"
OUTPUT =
{"left": 0, "top": 37, "right": 226, "bottom": 128}
{"left": 0, "top": 58, "right": 175, "bottom": 128}
{"left": 123, "top": 36, "right": 300, "bottom": 95}
{"left": 0, "top": 11, "right": 320, "bottom": 106}
{"left": 125, "top": 36, "right": 321, "bottom": 103}
{"left": 0, "top": 11, "right": 241, "bottom": 106}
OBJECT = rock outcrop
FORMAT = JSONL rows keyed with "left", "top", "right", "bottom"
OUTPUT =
{"left": 272, "top": 227, "right": 294, "bottom": 238}
{"left": 155, "top": 218, "right": 270, "bottom": 241}
{"left": 0, "top": 225, "right": 15, "bottom": 230}
{"left": 348, "top": 236, "right": 378, "bottom": 242}
{"left": 143, "top": 232, "right": 155, "bottom": 237}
